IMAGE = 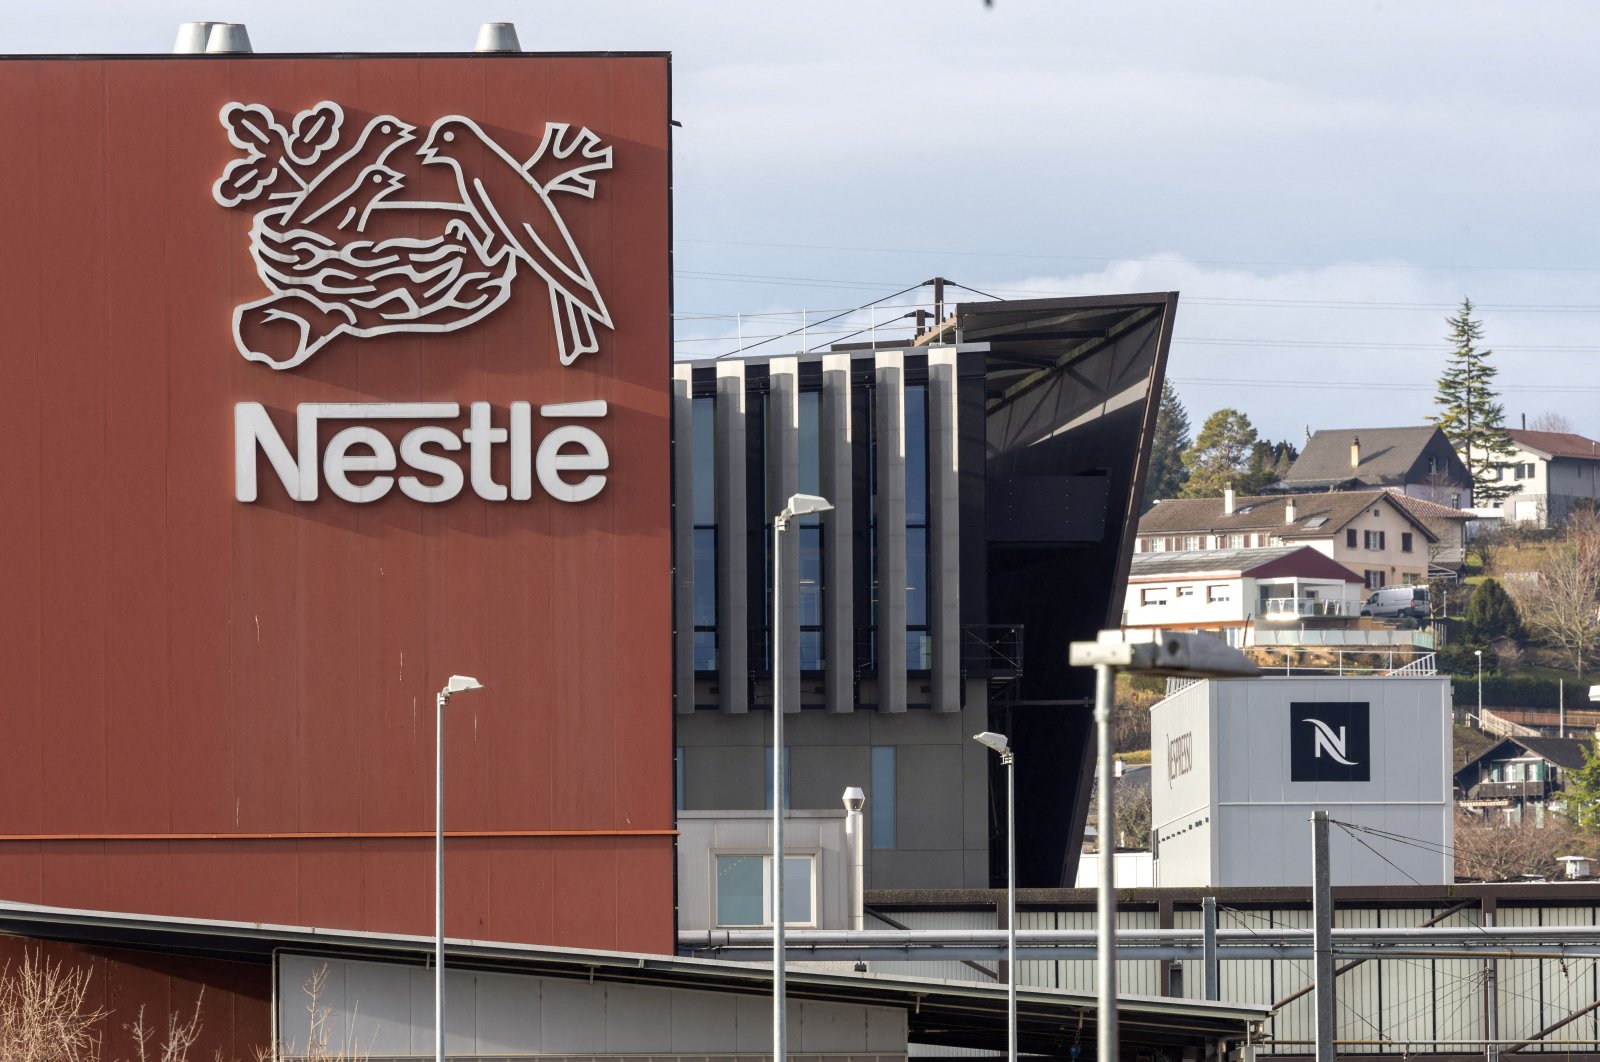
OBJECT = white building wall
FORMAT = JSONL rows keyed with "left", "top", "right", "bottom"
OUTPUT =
{"left": 1152, "top": 676, "right": 1453, "bottom": 887}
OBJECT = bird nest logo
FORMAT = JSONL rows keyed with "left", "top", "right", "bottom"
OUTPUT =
{"left": 213, "top": 101, "right": 614, "bottom": 371}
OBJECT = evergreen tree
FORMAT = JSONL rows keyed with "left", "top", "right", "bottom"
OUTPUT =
{"left": 1143, "top": 382, "right": 1191, "bottom": 509}
{"left": 1240, "top": 439, "right": 1300, "bottom": 493}
{"left": 1565, "top": 735, "right": 1600, "bottom": 833}
{"left": 1431, "top": 298, "right": 1521, "bottom": 506}
{"left": 1179, "top": 408, "right": 1259, "bottom": 498}
{"left": 1460, "top": 578, "right": 1524, "bottom": 644}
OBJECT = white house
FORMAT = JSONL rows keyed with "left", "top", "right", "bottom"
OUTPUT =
{"left": 1123, "top": 545, "right": 1365, "bottom": 635}
{"left": 1493, "top": 429, "right": 1600, "bottom": 526}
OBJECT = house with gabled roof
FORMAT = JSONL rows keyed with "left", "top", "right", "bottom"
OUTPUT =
{"left": 1496, "top": 428, "right": 1600, "bottom": 526}
{"left": 1454, "top": 734, "right": 1594, "bottom": 818}
{"left": 1136, "top": 488, "right": 1440, "bottom": 588}
{"left": 1123, "top": 545, "right": 1365, "bottom": 638}
{"left": 1271, "top": 426, "right": 1471, "bottom": 504}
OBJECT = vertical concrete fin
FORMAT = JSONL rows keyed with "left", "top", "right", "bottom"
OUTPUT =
{"left": 821, "top": 353, "right": 855, "bottom": 713}
{"left": 672, "top": 364, "right": 696, "bottom": 715}
{"left": 769, "top": 357, "right": 802, "bottom": 712}
{"left": 927, "top": 346, "right": 962, "bottom": 712}
{"left": 875, "top": 351, "right": 907, "bottom": 713}
{"left": 715, "top": 361, "right": 749, "bottom": 714}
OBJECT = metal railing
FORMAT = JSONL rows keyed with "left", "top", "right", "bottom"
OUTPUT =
{"left": 1260, "top": 597, "right": 1360, "bottom": 619}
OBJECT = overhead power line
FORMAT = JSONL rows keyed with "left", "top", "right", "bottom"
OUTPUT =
{"left": 675, "top": 236, "right": 1600, "bottom": 274}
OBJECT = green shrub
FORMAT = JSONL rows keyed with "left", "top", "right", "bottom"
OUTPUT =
{"left": 1451, "top": 673, "right": 1570, "bottom": 708}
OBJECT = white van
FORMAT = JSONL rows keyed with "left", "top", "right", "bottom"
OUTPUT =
{"left": 1361, "top": 585, "right": 1430, "bottom": 620}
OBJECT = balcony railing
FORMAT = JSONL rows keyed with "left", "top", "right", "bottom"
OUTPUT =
{"left": 1260, "top": 597, "right": 1360, "bottom": 619}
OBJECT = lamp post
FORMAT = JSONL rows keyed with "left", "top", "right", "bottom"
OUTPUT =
{"left": 1068, "top": 631, "right": 1259, "bottom": 1062}
{"left": 973, "top": 731, "right": 1016, "bottom": 1062}
{"left": 1475, "top": 649, "right": 1484, "bottom": 722}
{"left": 435, "top": 674, "right": 483, "bottom": 1062}
{"left": 772, "top": 492, "right": 832, "bottom": 1062}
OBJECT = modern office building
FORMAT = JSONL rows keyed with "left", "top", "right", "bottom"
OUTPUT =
{"left": 671, "top": 294, "right": 1178, "bottom": 889}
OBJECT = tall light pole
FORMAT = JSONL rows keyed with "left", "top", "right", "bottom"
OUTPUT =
{"left": 1475, "top": 649, "right": 1484, "bottom": 721}
{"left": 973, "top": 731, "right": 1016, "bottom": 1062}
{"left": 772, "top": 492, "right": 832, "bottom": 1062}
{"left": 435, "top": 674, "right": 483, "bottom": 1062}
{"left": 1069, "top": 630, "right": 1259, "bottom": 1062}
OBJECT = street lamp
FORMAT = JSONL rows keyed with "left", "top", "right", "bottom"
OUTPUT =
{"left": 1475, "top": 649, "right": 1484, "bottom": 721}
{"left": 973, "top": 731, "right": 1017, "bottom": 1062}
{"left": 1068, "top": 631, "right": 1259, "bottom": 1062}
{"left": 772, "top": 492, "right": 832, "bottom": 1062}
{"left": 435, "top": 674, "right": 483, "bottom": 1062}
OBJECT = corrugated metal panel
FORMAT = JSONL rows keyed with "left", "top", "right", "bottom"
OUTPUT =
{"left": 872, "top": 908, "right": 998, "bottom": 984}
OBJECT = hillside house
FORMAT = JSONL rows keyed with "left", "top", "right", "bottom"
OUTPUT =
{"left": 1273, "top": 426, "right": 1471, "bottom": 502}
{"left": 1136, "top": 489, "right": 1440, "bottom": 587}
{"left": 1494, "top": 429, "right": 1600, "bottom": 526}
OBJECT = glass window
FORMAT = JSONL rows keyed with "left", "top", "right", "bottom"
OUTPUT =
{"left": 692, "top": 397, "right": 716, "bottom": 523}
{"left": 1401, "top": 532, "right": 1414, "bottom": 553}
{"left": 906, "top": 527, "right": 929, "bottom": 669}
{"left": 713, "top": 854, "right": 814, "bottom": 927}
{"left": 674, "top": 747, "right": 684, "bottom": 810}
{"left": 905, "top": 385, "right": 930, "bottom": 671}
{"left": 692, "top": 397, "right": 718, "bottom": 671}
{"left": 714, "top": 855, "right": 764, "bottom": 926}
{"left": 1141, "top": 587, "right": 1169, "bottom": 606}
{"left": 1206, "top": 584, "right": 1231, "bottom": 603}
{"left": 905, "top": 385, "right": 928, "bottom": 525}
{"left": 799, "top": 524, "right": 824, "bottom": 670}
{"left": 871, "top": 746, "right": 896, "bottom": 849}
{"left": 1346, "top": 528, "right": 1358, "bottom": 548}
{"left": 1175, "top": 585, "right": 1195, "bottom": 599}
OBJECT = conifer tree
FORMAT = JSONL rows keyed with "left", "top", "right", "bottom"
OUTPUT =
{"left": 1431, "top": 298, "right": 1520, "bottom": 505}
{"left": 1179, "top": 408, "right": 1258, "bottom": 498}
{"left": 1143, "top": 382, "right": 1191, "bottom": 509}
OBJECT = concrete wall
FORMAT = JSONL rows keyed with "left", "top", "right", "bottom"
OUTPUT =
{"left": 276, "top": 954, "right": 907, "bottom": 1060}
{"left": 676, "top": 809, "right": 853, "bottom": 931}
{"left": 1152, "top": 676, "right": 1453, "bottom": 886}
{"left": 676, "top": 677, "right": 992, "bottom": 889}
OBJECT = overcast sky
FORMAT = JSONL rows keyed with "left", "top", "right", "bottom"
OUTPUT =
{"left": 7, "top": 1, "right": 1598, "bottom": 442}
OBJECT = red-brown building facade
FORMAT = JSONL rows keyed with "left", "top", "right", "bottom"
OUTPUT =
{"left": 0, "top": 55, "right": 674, "bottom": 954}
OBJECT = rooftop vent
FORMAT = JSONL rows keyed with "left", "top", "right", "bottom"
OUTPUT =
{"left": 475, "top": 22, "right": 522, "bottom": 52}
{"left": 172, "top": 21, "right": 253, "bottom": 54}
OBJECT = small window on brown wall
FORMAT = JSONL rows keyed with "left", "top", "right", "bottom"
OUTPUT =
{"left": 1346, "top": 528, "right": 1358, "bottom": 548}
{"left": 1402, "top": 532, "right": 1414, "bottom": 552}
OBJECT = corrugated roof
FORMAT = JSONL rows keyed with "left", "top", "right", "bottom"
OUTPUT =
{"left": 1282, "top": 426, "right": 1448, "bottom": 487}
{"left": 1138, "top": 490, "right": 1436, "bottom": 542}
{"left": 0, "top": 901, "right": 1266, "bottom": 1057}
{"left": 1508, "top": 429, "right": 1600, "bottom": 462}
{"left": 1130, "top": 546, "right": 1303, "bottom": 577}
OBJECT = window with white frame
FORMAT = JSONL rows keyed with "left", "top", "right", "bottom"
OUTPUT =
{"left": 1365, "top": 569, "right": 1385, "bottom": 589}
{"left": 1183, "top": 535, "right": 1200, "bottom": 551}
{"left": 1228, "top": 534, "right": 1245, "bottom": 548}
{"left": 1364, "top": 530, "right": 1385, "bottom": 550}
{"left": 1141, "top": 587, "right": 1169, "bottom": 606}
{"left": 714, "top": 853, "right": 816, "bottom": 927}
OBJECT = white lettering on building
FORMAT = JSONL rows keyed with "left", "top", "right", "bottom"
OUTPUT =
{"left": 1304, "top": 718, "right": 1358, "bottom": 766}
{"left": 235, "top": 401, "right": 608, "bottom": 503}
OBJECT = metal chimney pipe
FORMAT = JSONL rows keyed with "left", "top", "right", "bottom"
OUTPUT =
{"left": 842, "top": 787, "right": 866, "bottom": 932}
{"left": 205, "top": 23, "right": 253, "bottom": 53}
{"left": 475, "top": 22, "right": 523, "bottom": 52}
{"left": 172, "top": 22, "right": 218, "bottom": 53}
